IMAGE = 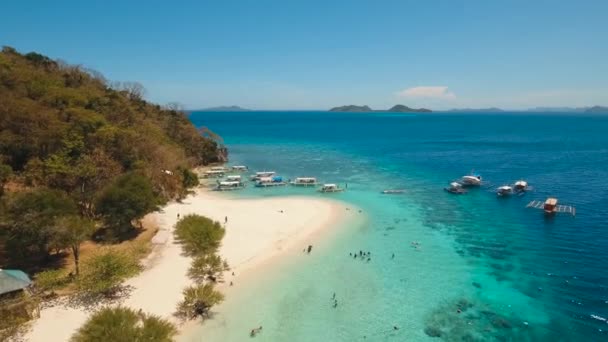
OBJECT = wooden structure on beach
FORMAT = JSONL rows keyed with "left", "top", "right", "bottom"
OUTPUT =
{"left": 526, "top": 198, "right": 576, "bottom": 216}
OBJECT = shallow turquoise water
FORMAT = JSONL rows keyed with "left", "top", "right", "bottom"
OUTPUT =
{"left": 187, "top": 112, "right": 608, "bottom": 341}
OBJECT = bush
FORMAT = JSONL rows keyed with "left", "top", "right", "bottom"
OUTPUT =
{"left": 174, "top": 215, "right": 224, "bottom": 256}
{"left": 78, "top": 250, "right": 140, "bottom": 296}
{"left": 176, "top": 284, "right": 224, "bottom": 320}
{"left": 188, "top": 254, "right": 229, "bottom": 284}
{"left": 71, "top": 306, "right": 176, "bottom": 342}
{"left": 35, "top": 269, "right": 70, "bottom": 293}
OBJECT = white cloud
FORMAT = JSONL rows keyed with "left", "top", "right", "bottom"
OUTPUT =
{"left": 396, "top": 86, "right": 456, "bottom": 100}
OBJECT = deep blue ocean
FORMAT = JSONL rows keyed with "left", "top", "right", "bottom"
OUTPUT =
{"left": 189, "top": 111, "right": 608, "bottom": 341}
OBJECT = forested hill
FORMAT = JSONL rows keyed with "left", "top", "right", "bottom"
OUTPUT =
{"left": 0, "top": 46, "right": 225, "bottom": 205}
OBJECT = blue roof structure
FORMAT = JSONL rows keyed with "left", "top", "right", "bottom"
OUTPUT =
{"left": 0, "top": 269, "right": 32, "bottom": 295}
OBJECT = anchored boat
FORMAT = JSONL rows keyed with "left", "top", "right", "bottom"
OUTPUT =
{"left": 318, "top": 184, "right": 344, "bottom": 193}
{"left": 250, "top": 171, "right": 276, "bottom": 181}
{"left": 526, "top": 197, "right": 576, "bottom": 216}
{"left": 461, "top": 173, "right": 482, "bottom": 186}
{"left": 290, "top": 177, "right": 318, "bottom": 186}
{"left": 202, "top": 169, "right": 225, "bottom": 178}
{"left": 382, "top": 189, "right": 406, "bottom": 194}
{"left": 514, "top": 180, "right": 531, "bottom": 193}
{"left": 215, "top": 180, "right": 245, "bottom": 191}
{"left": 231, "top": 165, "right": 248, "bottom": 172}
{"left": 255, "top": 176, "right": 287, "bottom": 187}
{"left": 445, "top": 182, "right": 467, "bottom": 194}
{"left": 497, "top": 185, "right": 514, "bottom": 196}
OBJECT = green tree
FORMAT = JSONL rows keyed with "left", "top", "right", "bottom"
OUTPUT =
{"left": 0, "top": 163, "right": 13, "bottom": 196}
{"left": 176, "top": 284, "right": 224, "bottom": 320}
{"left": 54, "top": 215, "right": 96, "bottom": 275}
{"left": 78, "top": 250, "right": 140, "bottom": 296}
{"left": 71, "top": 306, "right": 176, "bottom": 342}
{"left": 181, "top": 168, "right": 199, "bottom": 189}
{"left": 95, "top": 173, "right": 158, "bottom": 239}
{"left": 5, "top": 188, "right": 77, "bottom": 264}
{"left": 174, "top": 215, "right": 225, "bottom": 257}
{"left": 188, "top": 254, "right": 229, "bottom": 284}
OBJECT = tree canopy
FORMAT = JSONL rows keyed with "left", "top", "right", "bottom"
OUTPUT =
{"left": 174, "top": 215, "right": 225, "bottom": 257}
{"left": 0, "top": 46, "right": 225, "bottom": 205}
{"left": 71, "top": 306, "right": 176, "bottom": 342}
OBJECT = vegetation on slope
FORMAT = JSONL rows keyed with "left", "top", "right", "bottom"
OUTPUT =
{"left": 0, "top": 46, "right": 226, "bottom": 338}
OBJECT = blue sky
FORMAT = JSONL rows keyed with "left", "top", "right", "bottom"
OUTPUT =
{"left": 2, "top": 0, "right": 607, "bottom": 110}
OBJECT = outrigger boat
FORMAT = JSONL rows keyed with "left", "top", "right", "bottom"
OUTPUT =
{"left": 496, "top": 185, "right": 514, "bottom": 197}
{"left": 514, "top": 180, "right": 531, "bottom": 193}
{"left": 445, "top": 182, "right": 467, "bottom": 194}
{"left": 255, "top": 176, "right": 287, "bottom": 187}
{"left": 460, "top": 173, "right": 482, "bottom": 186}
{"left": 250, "top": 171, "right": 276, "bottom": 181}
{"left": 290, "top": 177, "right": 318, "bottom": 186}
{"left": 231, "top": 165, "right": 248, "bottom": 172}
{"left": 382, "top": 189, "right": 406, "bottom": 194}
{"left": 318, "top": 184, "right": 344, "bottom": 193}
{"left": 202, "top": 169, "right": 225, "bottom": 178}
{"left": 214, "top": 180, "right": 245, "bottom": 191}
{"left": 225, "top": 175, "right": 242, "bottom": 182}
{"left": 526, "top": 197, "right": 575, "bottom": 216}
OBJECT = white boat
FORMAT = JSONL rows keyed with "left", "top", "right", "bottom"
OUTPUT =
{"left": 497, "top": 185, "right": 513, "bottom": 196}
{"left": 202, "top": 170, "right": 225, "bottom": 178}
{"left": 461, "top": 173, "right": 482, "bottom": 186}
{"left": 255, "top": 176, "right": 287, "bottom": 187}
{"left": 250, "top": 171, "right": 276, "bottom": 181}
{"left": 318, "top": 184, "right": 344, "bottom": 193}
{"left": 215, "top": 180, "right": 245, "bottom": 191}
{"left": 514, "top": 180, "right": 529, "bottom": 192}
{"left": 211, "top": 166, "right": 227, "bottom": 172}
{"left": 444, "top": 182, "right": 466, "bottom": 194}
{"left": 231, "top": 165, "right": 248, "bottom": 172}
{"left": 382, "top": 189, "right": 405, "bottom": 194}
{"left": 225, "top": 175, "right": 242, "bottom": 182}
{"left": 290, "top": 177, "right": 318, "bottom": 186}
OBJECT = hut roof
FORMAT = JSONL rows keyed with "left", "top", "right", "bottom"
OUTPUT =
{"left": 0, "top": 269, "right": 32, "bottom": 295}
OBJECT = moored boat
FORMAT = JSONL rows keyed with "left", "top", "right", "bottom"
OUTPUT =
{"left": 231, "top": 165, "right": 248, "bottom": 172}
{"left": 444, "top": 182, "right": 467, "bottom": 194}
{"left": 381, "top": 189, "right": 405, "bottom": 194}
{"left": 290, "top": 177, "right": 318, "bottom": 186}
{"left": 250, "top": 171, "right": 276, "bottom": 181}
{"left": 202, "top": 169, "right": 225, "bottom": 178}
{"left": 214, "top": 180, "right": 245, "bottom": 191}
{"left": 255, "top": 176, "right": 287, "bottom": 187}
{"left": 225, "top": 175, "right": 242, "bottom": 182}
{"left": 461, "top": 173, "right": 482, "bottom": 186}
{"left": 514, "top": 180, "right": 529, "bottom": 192}
{"left": 318, "top": 184, "right": 344, "bottom": 193}
{"left": 543, "top": 197, "right": 558, "bottom": 215}
{"left": 497, "top": 185, "right": 513, "bottom": 196}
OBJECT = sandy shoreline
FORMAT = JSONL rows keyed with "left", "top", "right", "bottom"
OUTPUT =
{"left": 25, "top": 189, "right": 352, "bottom": 341}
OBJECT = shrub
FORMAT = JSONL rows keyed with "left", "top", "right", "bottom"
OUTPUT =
{"left": 187, "top": 254, "right": 229, "bottom": 284}
{"left": 35, "top": 269, "right": 70, "bottom": 293}
{"left": 176, "top": 284, "right": 224, "bottom": 320}
{"left": 71, "top": 306, "right": 176, "bottom": 342}
{"left": 78, "top": 250, "right": 140, "bottom": 296}
{"left": 174, "top": 215, "right": 224, "bottom": 256}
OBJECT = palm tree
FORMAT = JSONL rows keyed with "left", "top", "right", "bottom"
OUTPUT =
{"left": 71, "top": 306, "right": 176, "bottom": 342}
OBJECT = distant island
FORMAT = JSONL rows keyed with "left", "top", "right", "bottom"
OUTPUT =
{"left": 585, "top": 106, "right": 608, "bottom": 113}
{"left": 446, "top": 107, "right": 504, "bottom": 113}
{"left": 198, "top": 105, "right": 251, "bottom": 112}
{"left": 329, "top": 104, "right": 431, "bottom": 113}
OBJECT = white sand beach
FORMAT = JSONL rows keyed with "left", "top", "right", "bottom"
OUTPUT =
{"left": 25, "top": 189, "right": 350, "bottom": 342}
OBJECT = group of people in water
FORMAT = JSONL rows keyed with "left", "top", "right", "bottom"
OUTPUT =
{"left": 350, "top": 250, "right": 372, "bottom": 262}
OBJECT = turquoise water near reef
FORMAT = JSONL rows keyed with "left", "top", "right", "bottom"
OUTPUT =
{"left": 186, "top": 112, "right": 608, "bottom": 341}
